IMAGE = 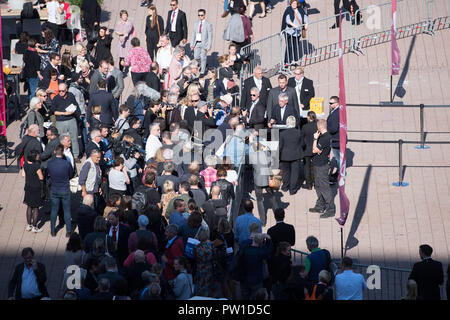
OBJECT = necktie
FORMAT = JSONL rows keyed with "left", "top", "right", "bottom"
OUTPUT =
{"left": 112, "top": 226, "right": 117, "bottom": 249}
{"left": 171, "top": 11, "right": 176, "bottom": 27}
{"left": 199, "top": 21, "right": 203, "bottom": 33}
{"left": 249, "top": 102, "right": 255, "bottom": 119}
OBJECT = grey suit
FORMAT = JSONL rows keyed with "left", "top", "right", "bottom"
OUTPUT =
{"left": 266, "top": 86, "right": 300, "bottom": 123}
{"left": 249, "top": 148, "right": 278, "bottom": 226}
{"left": 190, "top": 19, "right": 213, "bottom": 74}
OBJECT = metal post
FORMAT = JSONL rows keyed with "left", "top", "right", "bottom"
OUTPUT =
{"left": 416, "top": 104, "right": 430, "bottom": 149}
{"left": 340, "top": 227, "right": 344, "bottom": 259}
{"left": 393, "top": 139, "right": 409, "bottom": 187}
{"left": 390, "top": 75, "right": 393, "bottom": 103}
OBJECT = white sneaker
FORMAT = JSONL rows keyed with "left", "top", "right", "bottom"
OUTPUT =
{"left": 26, "top": 225, "right": 33, "bottom": 232}
{"left": 32, "top": 227, "right": 43, "bottom": 233}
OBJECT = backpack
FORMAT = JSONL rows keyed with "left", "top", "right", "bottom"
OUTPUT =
{"left": 19, "top": 110, "right": 37, "bottom": 139}
{"left": 132, "top": 186, "right": 149, "bottom": 213}
{"left": 305, "top": 284, "right": 330, "bottom": 301}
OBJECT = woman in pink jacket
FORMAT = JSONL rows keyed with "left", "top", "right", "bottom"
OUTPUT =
{"left": 121, "top": 37, "right": 152, "bottom": 85}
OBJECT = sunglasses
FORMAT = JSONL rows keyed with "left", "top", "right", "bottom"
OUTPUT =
{"left": 41, "top": 94, "right": 47, "bottom": 97}
{"left": 329, "top": 101, "right": 336, "bottom": 105}
{"left": 191, "top": 99, "right": 200, "bottom": 102}
{"left": 170, "top": 4, "right": 177, "bottom": 6}
{"left": 251, "top": 94, "right": 257, "bottom": 97}
{"left": 60, "top": 89, "right": 67, "bottom": 92}
{"left": 198, "top": 14, "right": 204, "bottom": 17}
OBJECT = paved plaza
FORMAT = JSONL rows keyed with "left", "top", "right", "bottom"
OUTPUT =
{"left": 0, "top": 0, "right": 449, "bottom": 299}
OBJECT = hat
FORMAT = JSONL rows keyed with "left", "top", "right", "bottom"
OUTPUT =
{"left": 220, "top": 94, "right": 233, "bottom": 106}
{"left": 198, "top": 101, "right": 207, "bottom": 108}
{"left": 138, "top": 215, "right": 149, "bottom": 227}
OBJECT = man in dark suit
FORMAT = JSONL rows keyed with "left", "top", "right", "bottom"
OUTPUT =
{"left": 107, "top": 211, "right": 131, "bottom": 267}
{"left": 266, "top": 74, "right": 300, "bottom": 124}
{"left": 243, "top": 87, "right": 266, "bottom": 130}
{"left": 409, "top": 244, "right": 444, "bottom": 300}
{"left": 40, "top": 53, "right": 64, "bottom": 86}
{"left": 327, "top": 96, "right": 340, "bottom": 182}
{"left": 287, "top": 67, "right": 315, "bottom": 126}
{"left": 267, "top": 208, "right": 296, "bottom": 249}
{"left": 240, "top": 67, "right": 272, "bottom": 111}
{"left": 165, "top": 0, "right": 188, "bottom": 47}
{"left": 279, "top": 115, "right": 304, "bottom": 194}
{"left": 196, "top": 101, "right": 217, "bottom": 135}
{"left": 143, "top": 100, "right": 161, "bottom": 139}
{"left": 8, "top": 247, "right": 49, "bottom": 300}
{"left": 183, "top": 93, "right": 201, "bottom": 133}
{"left": 76, "top": 194, "right": 99, "bottom": 240}
{"left": 85, "top": 129, "right": 103, "bottom": 159}
{"left": 269, "top": 93, "right": 299, "bottom": 127}
{"left": 145, "top": 62, "right": 162, "bottom": 93}
{"left": 40, "top": 127, "right": 59, "bottom": 169}
{"left": 87, "top": 79, "right": 117, "bottom": 128}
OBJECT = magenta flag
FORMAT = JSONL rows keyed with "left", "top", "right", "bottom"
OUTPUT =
{"left": 0, "top": 14, "right": 7, "bottom": 137}
{"left": 391, "top": 0, "right": 401, "bottom": 75}
{"left": 336, "top": 11, "right": 350, "bottom": 227}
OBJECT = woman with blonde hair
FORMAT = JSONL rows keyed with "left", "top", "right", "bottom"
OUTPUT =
{"left": 402, "top": 279, "right": 418, "bottom": 300}
{"left": 161, "top": 180, "right": 179, "bottom": 221}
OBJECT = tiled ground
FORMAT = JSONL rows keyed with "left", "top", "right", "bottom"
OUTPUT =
{"left": 0, "top": 0, "right": 449, "bottom": 299}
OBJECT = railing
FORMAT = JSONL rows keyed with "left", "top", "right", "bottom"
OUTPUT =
{"left": 291, "top": 249, "right": 448, "bottom": 300}
{"left": 239, "top": 0, "right": 450, "bottom": 79}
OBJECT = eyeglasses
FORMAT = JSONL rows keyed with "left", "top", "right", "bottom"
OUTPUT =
{"left": 250, "top": 94, "right": 257, "bottom": 97}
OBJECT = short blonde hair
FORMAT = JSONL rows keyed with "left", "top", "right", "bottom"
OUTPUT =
{"left": 122, "top": 135, "right": 134, "bottom": 144}
{"left": 92, "top": 105, "right": 102, "bottom": 115}
{"left": 76, "top": 43, "right": 86, "bottom": 53}
{"left": 79, "top": 60, "right": 90, "bottom": 70}
{"left": 286, "top": 115, "right": 296, "bottom": 128}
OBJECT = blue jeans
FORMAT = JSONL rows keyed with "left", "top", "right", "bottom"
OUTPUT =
{"left": 50, "top": 190, "right": 71, "bottom": 234}
{"left": 224, "top": 0, "right": 228, "bottom": 11}
{"left": 27, "top": 77, "right": 39, "bottom": 102}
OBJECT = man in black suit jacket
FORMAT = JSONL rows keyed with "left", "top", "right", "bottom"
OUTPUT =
{"left": 240, "top": 67, "right": 272, "bottom": 111}
{"left": 85, "top": 129, "right": 103, "bottom": 159}
{"left": 76, "top": 194, "right": 99, "bottom": 240}
{"left": 267, "top": 208, "right": 296, "bottom": 249}
{"left": 87, "top": 79, "right": 117, "bottom": 127}
{"left": 288, "top": 67, "right": 315, "bottom": 126}
{"left": 145, "top": 62, "right": 162, "bottom": 93}
{"left": 165, "top": 0, "right": 188, "bottom": 47}
{"left": 409, "top": 244, "right": 444, "bottom": 300}
{"left": 8, "top": 248, "right": 49, "bottom": 300}
{"left": 279, "top": 115, "right": 304, "bottom": 194}
{"left": 183, "top": 92, "right": 201, "bottom": 132}
{"left": 269, "top": 93, "right": 299, "bottom": 127}
{"left": 40, "top": 127, "right": 60, "bottom": 169}
{"left": 267, "top": 74, "right": 300, "bottom": 123}
{"left": 243, "top": 87, "right": 266, "bottom": 130}
{"left": 327, "top": 96, "right": 340, "bottom": 180}
{"left": 107, "top": 211, "right": 131, "bottom": 267}
{"left": 196, "top": 101, "right": 217, "bottom": 135}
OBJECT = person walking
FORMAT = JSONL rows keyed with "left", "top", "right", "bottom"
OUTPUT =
{"left": 23, "top": 150, "right": 44, "bottom": 233}
{"left": 189, "top": 9, "right": 213, "bottom": 76}
{"left": 301, "top": 111, "right": 317, "bottom": 190}
{"left": 47, "top": 144, "right": 74, "bottom": 237}
{"left": 165, "top": 0, "right": 188, "bottom": 48}
{"left": 121, "top": 38, "right": 152, "bottom": 86}
{"left": 115, "top": 10, "right": 135, "bottom": 73}
{"left": 145, "top": 4, "right": 165, "bottom": 61}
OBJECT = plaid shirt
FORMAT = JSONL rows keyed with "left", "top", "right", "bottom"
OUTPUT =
{"left": 200, "top": 167, "right": 217, "bottom": 188}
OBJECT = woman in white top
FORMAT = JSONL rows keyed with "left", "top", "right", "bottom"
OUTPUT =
{"left": 108, "top": 156, "right": 130, "bottom": 196}
{"left": 222, "top": 157, "right": 239, "bottom": 186}
{"left": 283, "top": 0, "right": 309, "bottom": 65}
{"left": 45, "top": 0, "right": 64, "bottom": 41}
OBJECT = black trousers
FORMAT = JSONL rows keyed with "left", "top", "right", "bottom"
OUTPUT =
{"left": 146, "top": 38, "right": 159, "bottom": 61}
{"left": 303, "top": 156, "right": 313, "bottom": 186}
{"left": 131, "top": 72, "right": 148, "bottom": 86}
{"left": 255, "top": 185, "right": 277, "bottom": 225}
{"left": 284, "top": 34, "right": 307, "bottom": 64}
{"left": 280, "top": 159, "right": 303, "bottom": 193}
{"left": 168, "top": 31, "right": 183, "bottom": 48}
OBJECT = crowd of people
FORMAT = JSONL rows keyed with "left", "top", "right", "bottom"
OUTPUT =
{"left": 5, "top": 0, "right": 448, "bottom": 301}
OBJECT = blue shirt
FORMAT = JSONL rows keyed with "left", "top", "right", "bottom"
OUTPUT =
{"left": 169, "top": 210, "right": 187, "bottom": 229}
{"left": 21, "top": 264, "right": 42, "bottom": 299}
{"left": 234, "top": 212, "right": 262, "bottom": 244}
{"left": 335, "top": 270, "right": 367, "bottom": 300}
{"left": 47, "top": 157, "right": 73, "bottom": 193}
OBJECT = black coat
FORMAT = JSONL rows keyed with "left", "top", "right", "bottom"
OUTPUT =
{"left": 81, "top": 0, "right": 102, "bottom": 28}
{"left": 301, "top": 121, "right": 318, "bottom": 157}
{"left": 142, "top": 109, "right": 157, "bottom": 139}
{"left": 8, "top": 262, "right": 49, "bottom": 300}
{"left": 40, "top": 136, "right": 59, "bottom": 168}
{"left": 125, "top": 262, "right": 152, "bottom": 295}
{"left": 287, "top": 77, "right": 315, "bottom": 110}
{"left": 20, "top": 135, "right": 43, "bottom": 161}
{"left": 85, "top": 141, "right": 101, "bottom": 159}
{"left": 196, "top": 110, "right": 217, "bottom": 135}
{"left": 145, "top": 71, "right": 161, "bottom": 93}
{"left": 23, "top": 49, "right": 41, "bottom": 79}
{"left": 240, "top": 76, "right": 272, "bottom": 110}
{"left": 327, "top": 108, "right": 340, "bottom": 148}
{"left": 123, "top": 128, "right": 144, "bottom": 148}
{"left": 211, "top": 178, "right": 235, "bottom": 205}
{"left": 280, "top": 128, "right": 303, "bottom": 161}
{"left": 271, "top": 105, "right": 298, "bottom": 126}
{"left": 165, "top": 10, "right": 188, "bottom": 40}
{"left": 183, "top": 106, "right": 196, "bottom": 132}
{"left": 88, "top": 90, "right": 117, "bottom": 126}
{"left": 409, "top": 258, "right": 444, "bottom": 300}
{"left": 145, "top": 15, "right": 165, "bottom": 42}
{"left": 76, "top": 204, "right": 99, "bottom": 240}
{"left": 267, "top": 86, "right": 299, "bottom": 122}
{"left": 248, "top": 100, "right": 266, "bottom": 130}
{"left": 94, "top": 35, "right": 113, "bottom": 65}
{"left": 110, "top": 223, "right": 131, "bottom": 266}
{"left": 267, "top": 222, "right": 296, "bottom": 248}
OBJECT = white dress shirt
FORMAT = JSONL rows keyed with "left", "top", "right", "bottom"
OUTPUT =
{"left": 145, "top": 134, "right": 163, "bottom": 161}
{"left": 170, "top": 9, "right": 179, "bottom": 32}
{"left": 253, "top": 77, "right": 262, "bottom": 91}
{"left": 64, "top": 147, "right": 74, "bottom": 168}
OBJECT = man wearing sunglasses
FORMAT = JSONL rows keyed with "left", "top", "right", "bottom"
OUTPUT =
{"left": 165, "top": 0, "right": 188, "bottom": 47}
{"left": 326, "top": 96, "right": 340, "bottom": 183}
{"left": 189, "top": 9, "right": 213, "bottom": 76}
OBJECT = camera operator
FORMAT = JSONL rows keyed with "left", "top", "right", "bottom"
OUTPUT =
{"left": 123, "top": 117, "right": 144, "bottom": 149}
{"left": 143, "top": 100, "right": 162, "bottom": 140}
{"left": 118, "top": 135, "right": 145, "bottom": 194}
{"left": 177, "top": 66, "right": 196, "bottom": 99}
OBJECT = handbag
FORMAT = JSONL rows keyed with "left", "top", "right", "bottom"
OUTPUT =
{"left": 302, "top": 27, "right": 307, "bottom": 39}
{"left": 268, "top": 173, "right": 282, "bottom": 190}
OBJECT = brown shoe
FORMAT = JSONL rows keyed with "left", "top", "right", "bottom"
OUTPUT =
{"left": 221, "top": 11, "right": 229, "bottom": 18}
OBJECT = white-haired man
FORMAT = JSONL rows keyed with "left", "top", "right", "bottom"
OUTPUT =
{"left": 145, "top": 123, "right": 162, "bottom": 161}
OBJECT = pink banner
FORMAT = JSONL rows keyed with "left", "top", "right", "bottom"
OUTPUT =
{"left": 336, "top": 11, "right": 350, "bottom": 227}
{"left": 0, "top": 14, "right": 7, "bottom": 136}
{"left": 391, "top": 0, "right": 401, "bottom": 75}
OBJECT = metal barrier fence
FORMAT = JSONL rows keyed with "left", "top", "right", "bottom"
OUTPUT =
{"left": 291, "top": 249, "right": 448, "bottom": 300}
{"left": 239, "top": 0, "right": 450, "bottom": 78}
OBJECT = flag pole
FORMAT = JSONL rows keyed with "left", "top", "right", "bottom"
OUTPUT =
{"left": 390, "top": 75, "right": 393, "bottom": 102}
{"left": 340, "top": 227, "right": 344, "bottom": 259}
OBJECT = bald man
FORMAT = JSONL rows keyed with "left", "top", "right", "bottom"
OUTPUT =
{"left": 51, "top": 83, "right": 82, "bottom": 161}
{"left": 240, "top": 67, "right": 272, "bottom": 111}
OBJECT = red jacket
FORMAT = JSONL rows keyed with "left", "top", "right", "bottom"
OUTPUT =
{"left": 163, "top": 236, "right": 184, "bottom": 281}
